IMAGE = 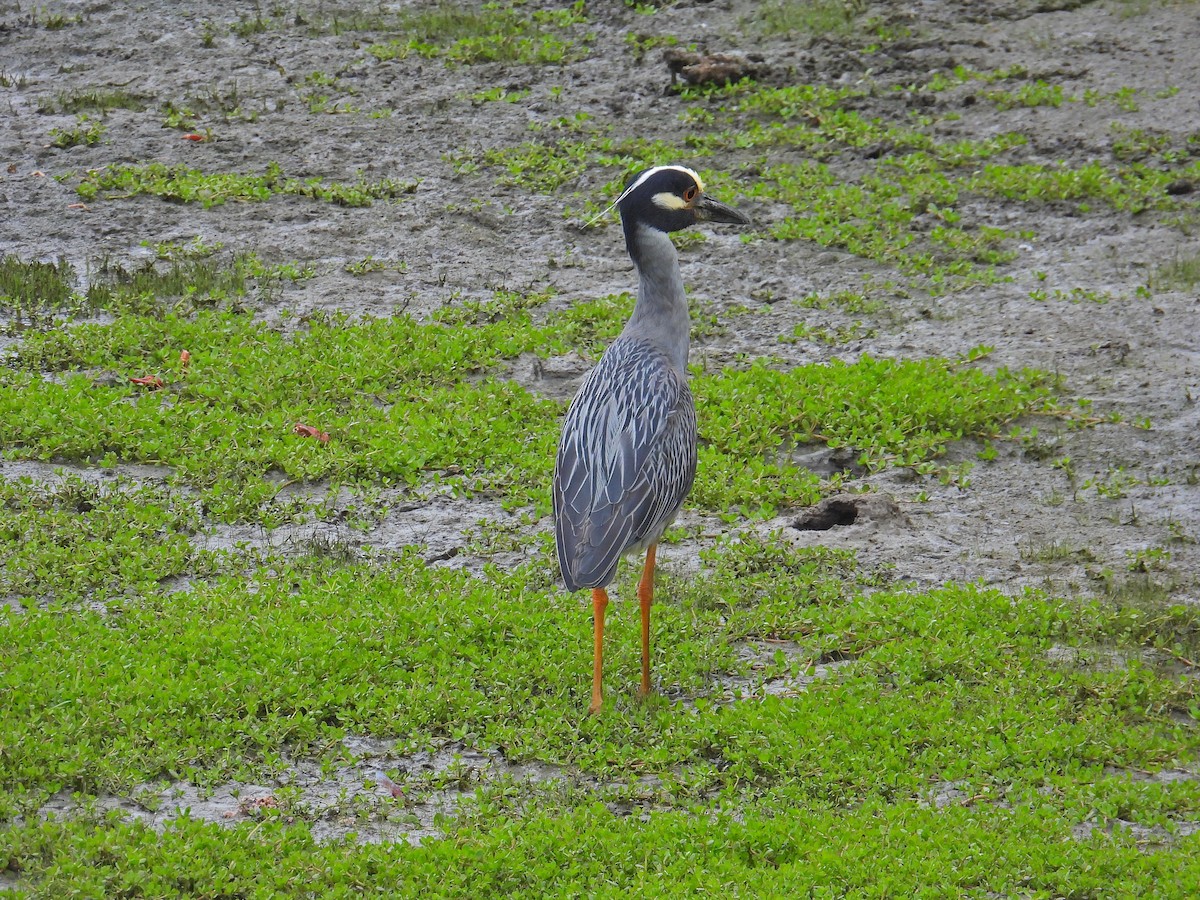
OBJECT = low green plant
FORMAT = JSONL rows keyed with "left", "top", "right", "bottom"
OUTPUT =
{"left": 450, "top": 125, "right": 684, "bottom": 196}
{"left": 40, "top": 88, "right": 146, "bottom": 114}
{"left": 76, "top": 162, "right": 417, "bottom": 208}
{"left": 752, "top": 160, "right": 1019, "bottom": 286}
{"left": 0, "top": 256, "right": 76, "bottom": 324}
{"left": 230, "top": 7, "right": 275, "bottom": 37}
{"left": 0, "top": 248, "right": 315, "bottom": 326}
{"left": 1020, "top": 540, "right": 1094, "bottom": 563}
{"left": 692, "top": 353, "right": 1056, "bottom": 516}
{"left": 794, "top": 289, "right": 886, "bottom": 315}
{"left": 145, "top": 236, "right": 224, "bottom": 261}
{"left": 624, "top": 31, "right": 678, "bottom": 62}
{"left": 1083, "top": 86, "right": 1143, "bottom": 112}
{"left": 1, "top": 536, "right": 1197, "bottom": 893}
{"left": 38, "top": 11, "right": 79, "bottom": 29}
{"left": 1154, "top": 251, "right": 1200, "bottom": 289}
{"left": 48, "top": 114, "right": 106, "bottom": 148}
{"left": 1127, "top": 546, "right": 1171, "bottom": 573}
{"left": 750, "top": 0, "right": 864, "bottom": 36}
{"left": 5, "top": 12, "right": 1200, "bottom": 894}
{"left": 0, "top": 476, "right": 213, "bottom": 607}
{"left": 1110, "top": 124, "right": 1174, "bottom": 162}
{"left": 461, "top": 75, "right": 1196, "bottom": 290}
{"left": 782, "top": 320, "right": 876, "bottom": 346}
{"left": 984, "top": 80, "right": 1067, "bottom": 110}
{"left": 160, "top": 100, "right": 198, "bottom": 130}
{"left": 970, "top": 159, "right": 1186, "bottom": 213}
{"left": 344, "top": 256, "right": 408, "bottom": 275}
{"left": 367, "top": 2, "right": 591, "bottom": 66}
{"left": 1081, "top": 467, "right": 1141, "bottom": 500}
{"left": 468, "top": 86, "right": 532, "bottom": 104}
{"left": 1029, "top": 285, "right": 1115, "bottom": 304}
{"left": 2, "top": 797, "right": 1197, "bottom": 896}
{"left": 0, "top": 280, "right": 1058, "bottom": 522}
{"left": 1112, "top": 86, "right": 1142, "bottom": 112}
{"left": 912, "top": 64, "right": 1028, "bottom": 93}
{"left": 86, "top": 250, "right": 313, "bottom": 314}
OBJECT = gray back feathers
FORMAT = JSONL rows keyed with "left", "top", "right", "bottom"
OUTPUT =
{"left": 553, "top": 337, "right": 697, "bottom": 590}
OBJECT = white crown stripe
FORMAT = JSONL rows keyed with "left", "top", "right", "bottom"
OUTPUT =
{"left": 585, "top": 165, "right": 704, "bottom": 227}
{"left": 615, "top": 165, "right": 704, "bottom": 205}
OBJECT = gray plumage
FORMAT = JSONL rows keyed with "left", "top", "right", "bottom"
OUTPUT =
{"left": 554, "top": 333, "right": 697, "bottom": 589}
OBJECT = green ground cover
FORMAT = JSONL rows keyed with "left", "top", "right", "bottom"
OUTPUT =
{"left": 0, "top": 288, "right": 1052, "bottom": 523}
{"left": 460, "top": 75, "right": 1199, "bottom": 291}
{"left": 2, "top": 537, "right": 1198, "bottom": 894}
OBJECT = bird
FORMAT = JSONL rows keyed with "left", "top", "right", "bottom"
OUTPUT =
{"left": 553, "top": 165, "right": 750, "bottom": 714}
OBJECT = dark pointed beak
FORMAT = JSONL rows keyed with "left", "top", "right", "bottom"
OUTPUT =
{"left": 693, "top": 193, "right": 751, "bottom": 226}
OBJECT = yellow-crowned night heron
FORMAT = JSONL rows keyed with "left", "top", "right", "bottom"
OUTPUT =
{"left": 553, "top": 165, "right": 750, "bottom": 713}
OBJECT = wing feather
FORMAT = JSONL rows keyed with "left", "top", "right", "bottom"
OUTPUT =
{"left": 553, "top": 338, "right": 697, "bottom": 590}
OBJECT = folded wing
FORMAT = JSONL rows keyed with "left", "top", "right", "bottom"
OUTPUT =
{"left": 553, "top": 339, "right": 698, "bottom": 591}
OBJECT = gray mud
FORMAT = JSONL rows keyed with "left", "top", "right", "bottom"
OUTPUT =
{"left": 40, "top": 737, "right": 576, "bottom": 846}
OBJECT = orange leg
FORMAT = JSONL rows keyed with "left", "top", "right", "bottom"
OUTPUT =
{"left": 589, "top": 588, "right": 609, "bottom": 715}
{"left": 638, "top": 543, "right": 657, "bottom": 699}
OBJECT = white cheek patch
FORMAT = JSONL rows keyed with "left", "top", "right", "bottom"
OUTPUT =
{"left": 651, "top": 190, "right": 689, "bottom": 211}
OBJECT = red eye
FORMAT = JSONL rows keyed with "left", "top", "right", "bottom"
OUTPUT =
{"left": 684, "top": 186, "right": 698, "bottom": 202}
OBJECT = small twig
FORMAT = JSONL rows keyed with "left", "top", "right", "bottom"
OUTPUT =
{"left": 1160, "top": 646, "right": 1200, "bottom": 669}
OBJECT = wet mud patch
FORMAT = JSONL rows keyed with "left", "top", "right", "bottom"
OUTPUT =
{"left": 0, "top": 458, "right": 177, "bottom": 490}
{"left": 506, "top": 350, "right": 593, "bottom": 402}
{"left": 701, "top": 638, "right": 855, "bottom": 704}
{"left": 38, "top": 738, "right": 577, "bottom": 846}
{"left": 194, "top": 492, "right": 523, "bottom": 573}
{"left": 1072, "top": 816, "right": 1200, "bottom": 847}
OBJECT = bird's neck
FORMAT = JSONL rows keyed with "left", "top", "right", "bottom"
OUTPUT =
{"left": 622, "top": 223, "right": 690, "bottom": 371}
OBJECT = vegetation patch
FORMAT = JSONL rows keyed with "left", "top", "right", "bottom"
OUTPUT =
{"left": 5, "top": 6, "right": 1196, "bottom": 892}
{"left": 747, "top": 0, "right": 866, "bottom": 37}
{"left": 0, "top": 256, "right": 75, "bottom": 324}
{"left": 0, "top": 475, "right": 212, "bottom": 608}
{"left": 47, "top": 115, "right": 106, "bottom": 148}
{"left": 0, "top": 287, "right": 1058, "bottom": 522}
{"left": 461, "top": 77, "right": 1198, "bottom": 290}
{"left": 694, "top": 353, "right": 1055, "bottom": 515}
{"left": 38, "top": 87, "right": 148, "bottom": 115}
{"left": 968, "top": 159, "right": 1184, "bottom": 213}
{"left": 1, "top": 801, "right": 1196, "bottom": 897}
{"left": 1, "top": 249, "right": 313, "bottom": 330}
{"left": 76, "top": 162, "right": 417, "bottom": 208}
{"left": 367, "top": 2, "right": 592, "bottom": 66}
{"left": 1153, "top": 250, "right": 1200, "bottom": 289}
